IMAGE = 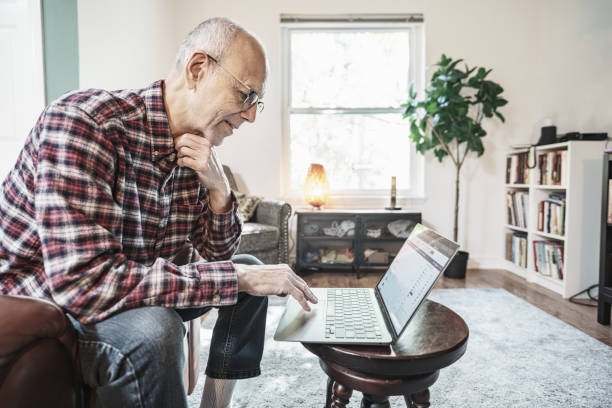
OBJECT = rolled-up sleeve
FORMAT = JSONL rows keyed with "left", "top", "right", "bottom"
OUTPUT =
{"left": 188, "top": 189, "right": 242, "bottom": 307}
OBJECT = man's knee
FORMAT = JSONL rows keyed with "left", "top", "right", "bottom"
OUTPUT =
{"left": 75, "top": 307, "right": 185, "bottom": 390}
{"left": 128, "top": 307, "right": 185, "bottom": 366}
{"left": 235, "top": 290, "right": 268, "bottom": 318}
{"left": 231, "top": 253, "right": 264, "bottom": 265}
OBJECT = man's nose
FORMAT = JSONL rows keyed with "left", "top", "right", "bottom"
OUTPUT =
{"left": 240, "top": 104, "right": 257, "bottom": 123}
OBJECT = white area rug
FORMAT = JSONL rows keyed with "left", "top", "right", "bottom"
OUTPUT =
{"left": 188, "top": 288, "right": 612, "bottom": 408}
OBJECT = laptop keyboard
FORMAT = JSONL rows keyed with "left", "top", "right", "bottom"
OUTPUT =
{"left": 325, "top": 288, "right": 383, "bottom": 340}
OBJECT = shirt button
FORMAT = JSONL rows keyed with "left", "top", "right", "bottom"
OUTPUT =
{"left": 153, "top": 150, "right": 158, "bottom": 157}
{"left": 213, "top": 294, "right": 221, "bottom": 304}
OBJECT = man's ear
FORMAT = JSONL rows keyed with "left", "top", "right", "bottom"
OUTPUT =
{"left": 185, "top": 51, "right": 211, "bottom": 90}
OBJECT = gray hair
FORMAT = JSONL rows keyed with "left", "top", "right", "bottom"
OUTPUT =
{"left": 175, "top": 17, "right": 244, "bottom": 68}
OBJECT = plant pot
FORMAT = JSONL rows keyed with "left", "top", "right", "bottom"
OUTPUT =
{"left": 444, "top": 250, "right": 469, "bottom": 279}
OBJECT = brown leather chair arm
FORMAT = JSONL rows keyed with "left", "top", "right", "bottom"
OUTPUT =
{"left": 0, "top": 338, "right": 81, "bottom": 408}
{"left": 0, "top": 295, "right": 78, "bottom": 375}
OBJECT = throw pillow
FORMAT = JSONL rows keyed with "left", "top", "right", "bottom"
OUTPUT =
{"left": 234, "top": 191, "right": 263, "bottom": 222}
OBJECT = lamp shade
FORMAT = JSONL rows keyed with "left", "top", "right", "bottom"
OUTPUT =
{"left": 304, "top": 163, "right": 329, "bottom": 208}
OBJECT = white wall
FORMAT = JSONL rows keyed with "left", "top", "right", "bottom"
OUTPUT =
{"left": 78, "top": 0, "right": 179, "bottom": 90}
{"left": 0, "top": 0, "right": 45, "bottom": 180}
{"left": 78, "top": 0, "right": 612, "bottom": 267}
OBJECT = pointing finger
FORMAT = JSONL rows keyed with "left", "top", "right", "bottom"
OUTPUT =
{"left": 289, "top": 273, "right": 318, "bottom": 304}
{"left": 289, "top": 284, "right": 311, "bottom": 312}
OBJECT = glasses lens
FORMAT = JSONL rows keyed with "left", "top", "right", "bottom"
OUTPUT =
{"left": 244, "top": 91, "right": 259, "bottom": 106}
{"left": 242, "top": 91, "right": 263, "bottom": 112}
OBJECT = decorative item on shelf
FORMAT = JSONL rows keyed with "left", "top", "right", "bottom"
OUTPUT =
{"left": 366, "top": 227, "right": 382, "bottom": 238}
{"left": 304, "top": 163, "right": 330, "bottom": 209}
{"left": 387, "top": 219, "right": 414, "bottom": 238}
{"left": 322, "top": 220, "right": 355, "bottom": 238}
{"left": 524, "top": 123, "right": 558, "bottom": 170}
{"left": 385, "top": 176, "right": 402, "bottom": 210}
{"left": 537, "top": 124, "right": 557, "bottom": 146}
{"left": 402, "top": 53, "right": 507, "bottom": 279}
{"left": 320, "top": 249, "right": 337, "bottom": 263}
{"left": 303, "top": 223, "right": 320, "bottom": 236}
{"left": 364, "top": 248, "right": 389, "bottom": 264}
{"left": 304, "top": 250, "right": 320, "bottom": 263}
{"left": 319, "top": 247, "right": 354, "bottom": 263}
{"left": 335, "top": 248, "right": 354, "bottom": 263}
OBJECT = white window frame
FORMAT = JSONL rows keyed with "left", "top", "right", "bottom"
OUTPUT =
{"left": 280, "top": 21, "right": 426, "bottom": 203}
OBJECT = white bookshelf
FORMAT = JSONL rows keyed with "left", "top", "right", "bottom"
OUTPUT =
{"left": 503, "top": 141, "right": 607, "bottom": 298}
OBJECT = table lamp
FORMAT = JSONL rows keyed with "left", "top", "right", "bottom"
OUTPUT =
{"left": 304, "top": 163, "right": 329, "bottom": 209}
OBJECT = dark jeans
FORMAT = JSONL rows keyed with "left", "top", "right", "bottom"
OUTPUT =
{"left": 175, "top": 254, "right": 268, "bottom": 379}
{"left": 67, "top": 254, "right": 267, "bottom": 408}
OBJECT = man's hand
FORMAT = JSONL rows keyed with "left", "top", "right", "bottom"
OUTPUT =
{"left": 235, "top": 264, "right": 319, "bottom": 311}
{"left": 174, "top": 133, "right": 232, "bottom": 212}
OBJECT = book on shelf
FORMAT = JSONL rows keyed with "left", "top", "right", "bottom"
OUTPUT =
{"left": 532, "top": 240, "right": 564, "bottom": 280}
{"left": 538, "top": 149, "right": 568, "bottom": 185}
{"left": 506, "top": 152, "right": 530, "bottom": 184}
{"left": 506, "top": 231, "right": 528, "bottom": 268}
{"left": 506, "top": 191, "right": 528, "bottom": 228}
{"left": 537, "top": 193, "right": 566, "bottom": 235}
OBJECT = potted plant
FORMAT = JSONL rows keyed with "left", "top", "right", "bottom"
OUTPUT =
{"left": 402, "top": 54, "right": 507, "bottom": 278}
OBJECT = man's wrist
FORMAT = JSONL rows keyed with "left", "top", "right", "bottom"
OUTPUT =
{"left": 235, "top": 263, "right": 244, "bottom": 292}
{"left": 208, "top": 187, "right": 233, "bottom": 213}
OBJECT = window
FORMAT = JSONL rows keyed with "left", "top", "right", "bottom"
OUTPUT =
{"left": 281, "top": 15, "right": 425, "bottom": 200}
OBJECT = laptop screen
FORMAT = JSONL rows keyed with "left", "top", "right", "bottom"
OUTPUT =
{"left": 376, "top": 224, "right": 459, "bottom": 336}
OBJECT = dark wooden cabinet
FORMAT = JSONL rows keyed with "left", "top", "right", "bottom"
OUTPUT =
{"left": 598, "top": 149, "right": 612, "bottom": 325}
{"left": 295, "top": 209, "right": 421, "bottom": 278}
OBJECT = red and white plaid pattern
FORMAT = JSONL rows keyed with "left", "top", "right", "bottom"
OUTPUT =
{"left": 0, "top": 80, "right": 242, "bottom": 324}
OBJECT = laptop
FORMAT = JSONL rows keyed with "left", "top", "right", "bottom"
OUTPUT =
{"left": 274, "top": 224, "right": 459, "bottom": 345}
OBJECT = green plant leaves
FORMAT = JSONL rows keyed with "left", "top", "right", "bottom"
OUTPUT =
{"left": 402, "top": 53, "right": 507, "bottom": 165}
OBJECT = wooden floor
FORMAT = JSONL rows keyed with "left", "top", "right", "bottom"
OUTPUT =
{"left": 301, "top": 268, "right": 612, "bottom": 347}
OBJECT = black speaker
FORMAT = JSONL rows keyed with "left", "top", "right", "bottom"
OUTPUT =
{"left": 537, "top": 126, "right": 557, "bottom": 145}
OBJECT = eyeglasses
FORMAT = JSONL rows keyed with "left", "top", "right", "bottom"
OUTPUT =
{"left": 207, "top": 54, "right": 264, "bottom": 112}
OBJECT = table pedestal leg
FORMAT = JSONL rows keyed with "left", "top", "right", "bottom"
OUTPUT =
{"left": 404, "top": 388, "right": 430, "bottom": 408}
{"left": 361, "top": 393, "right": 390, "bottom": 408}
{"left": 330, "top": 381, "right": 353, "bottom": 408}
{"left": 326, "top": 377, "right": 333, "bottom": 407}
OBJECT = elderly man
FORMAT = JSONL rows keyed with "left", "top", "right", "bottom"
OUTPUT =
{"left": 0, "top": 17, "right": 316, "bottom": 408}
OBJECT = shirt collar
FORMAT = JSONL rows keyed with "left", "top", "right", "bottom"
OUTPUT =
{"left": 141, "top": 80, "right": 176, "bottom": 162}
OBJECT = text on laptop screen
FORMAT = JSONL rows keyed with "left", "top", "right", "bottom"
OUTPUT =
{"left": 376, "top": 225, "right": 458, "bottom": 335}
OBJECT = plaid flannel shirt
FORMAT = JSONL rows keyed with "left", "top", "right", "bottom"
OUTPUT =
{"left": 0, "top": 80, "right": 242, "bottom": 324}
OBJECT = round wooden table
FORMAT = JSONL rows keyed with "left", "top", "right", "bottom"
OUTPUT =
{"left": 303, "top": 299, "right": 469, "bottom": 408}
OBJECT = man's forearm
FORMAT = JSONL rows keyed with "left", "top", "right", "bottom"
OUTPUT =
{"left": 208, "top": 186, "right": 233, "bottom": 214}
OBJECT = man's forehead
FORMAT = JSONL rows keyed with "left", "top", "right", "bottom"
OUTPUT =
{"left": 224, "top": 34, "right": 267, "bottom": 94}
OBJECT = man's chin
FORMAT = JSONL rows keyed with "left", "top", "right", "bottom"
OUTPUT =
{"left": 214, "top": 125, "right": 233, "bottom": 143}
{"left": 200, "top": 129, "right": 226, "bottom": 146}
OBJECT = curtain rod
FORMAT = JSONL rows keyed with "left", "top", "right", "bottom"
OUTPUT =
{"left": 280, "top": 14, "right": 424, "bottom": 24}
